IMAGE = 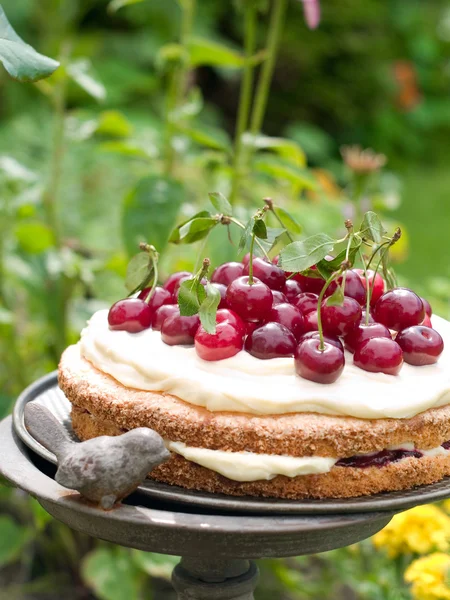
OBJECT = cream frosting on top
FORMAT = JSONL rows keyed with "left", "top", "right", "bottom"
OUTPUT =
{"left": 79, "top": 310, "right": 450, "bottom": 420}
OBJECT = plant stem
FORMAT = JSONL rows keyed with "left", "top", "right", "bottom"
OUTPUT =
{"left": 43, "top": 44, "right": 70, "bottom": 249}
{"left": 250, "top": 0, "right": 287, "bottom": 135}
{"left": 229, "top": 2, "right": 257, "bottom": 205}
{"left": 164, "top": 0, "right": 196, "bottom": 176}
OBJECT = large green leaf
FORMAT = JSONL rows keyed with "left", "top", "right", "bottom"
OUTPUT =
{"left": 253, "top": 155, "right": 316, "bottom": 189}
{"left": 0, "top": 516, "right": 31, "bottom": 567}
{"left": 243, "top": 133, "right": 307, "bottom": 166}
{"left": 189, "top": 37, "right": 245, "bottom": 68}
{"left": 0, "top": 6, "right": 59, "bottom": 82}
{"left": 279, "top": 234, "right": 335, "bottom": 273}
{"left": 82, "top": 547, "right": 141, "bottom": 600}
{"left": 180, "top": 124, "right": 232, "bottom": 152}
{"left": 122, "top": 175, "right": 185, "bottom": 255}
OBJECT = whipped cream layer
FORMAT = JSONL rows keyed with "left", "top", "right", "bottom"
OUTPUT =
{"left": 166, "top": 441, "right": 450, "bottom": 481}
{"left": 80, "top": 310, "right": 450, "bottom": 419}
{"left": 167, "top": 441, "right": 337, "bottom": 481}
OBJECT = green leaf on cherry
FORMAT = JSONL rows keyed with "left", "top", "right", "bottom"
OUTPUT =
{"left": 199, "top": 282, "right": 221, "bottom": 334}
{"left": 255, "top": 227, "right": 287, "bottom": 257}
{"left": 325, "top": 284, "right": 345, "bottom": 307}
{"left": 125, "top": 252, "right": 153, "bottom": 294}
{"left": 208, "top": 192, "right": 232, "bottom": 216}
{"left": 178, "top": 279, "right": 206, "bottom": 317}
{"left": 273, "top": 207, "right": 302, "bottom": 234}
{"left": 316, "top": 237, "right": 362, "bottom": 280}
{"left": 238, "top": 217, "right": 254, "bottom": 253}
{"left": 252, "top": 218, "right": 268, "bottom": 240}
{"left": 360, "top": 211, "right": 386, "bottom": 244}
{"left": 178, "top": 217, "right": 218, "bottom": 244}
{"left": 168, "top": 211, "right": 215, "bottom": 244}
{"left": 279, "top": 234, "right": 335, "bottom": 273}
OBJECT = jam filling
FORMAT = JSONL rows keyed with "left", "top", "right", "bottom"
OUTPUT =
{"left": 336, "top": 441, "right": 450, "bottom": 469}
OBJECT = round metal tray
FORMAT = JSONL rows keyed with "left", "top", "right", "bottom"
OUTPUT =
{"left": 13, "top": 371, "right": 450, "bottom": 515}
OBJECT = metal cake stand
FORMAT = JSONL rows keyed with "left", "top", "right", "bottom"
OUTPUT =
{"left": 3, "top": 374, "right": 450, "bottom": 599}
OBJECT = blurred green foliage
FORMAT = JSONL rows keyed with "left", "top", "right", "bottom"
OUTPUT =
{"left": 0, "top": 0, "right": 450, "bottom": 598}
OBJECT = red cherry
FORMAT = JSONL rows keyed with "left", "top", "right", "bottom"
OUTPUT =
{"left": 161, "top": 313, "right": 200, "bottom": 345}
{"left": 294, "top": 292, "right": 319, "bottom": 315}
{"left": 243, "top": 257, "right": 286, "bottom": 291}
{"left": 294, "top": 339, "right": 345, "bottom": 384}
{"left": 422, "top": 314, "right": 433, "bottom": 328}
{"left": 339, "top": 270, "right": 366, "bottom": 305}
{"left": 272, "top": 290, "right": 289, "bottom": 305}
{"left": 373, "top": 288, "right": 425, "bottom": 332}
{"left": 297, "top": 331, "right": 343, "bottom": 352}
{"left": 152, "top": 304, "right": 180, "bottom": 331}
{"left": 138, "top": 286, "right": 172, "bottom": 312}
{"left": 283, "top": 279, "right": 303, "bottom": 303}
{"left": 212, "top": 262, "right": 244, "bottom": 286}
{"left": 321, "top": 297, "right": 362, "bottom": 337}
{"left": 266, "top": 303, "right": 305, "bottom": 340}
{"left": 108, "top": 298, "right": 152, "bottom": 333}
{"left": 242, "top": 253, "right": 257, "bottom": 266}
{"left": 245, "top": 321, "right": 261, "bottom": 336}
{"left": 355, "top": 269, "right": 385, "bottom": 306}
{"left": 216, "top": 308, "right": 246, "bottom": 337}
{"left": 421, "top": 297, "right": 432, "bottom": 317}
{"left": 211, "top": 282, "right": 228, "bottom": 309}
{"left": 163, "top": 271, "right": 192, "bottom": 296}
{"left": 245, "top": 323, "right": 296, "bottom": 359}
{"left": 226, "top": 276, "right": 273, "bottom": 322}
{"left": 195, "top": 322, "right": 243, "bottom": 361}
{"left": 303, "top": 310, "right": 319, "bottom": 332}
{"left": 354, "top": 338, "right": 403, "bottom": 375}
{"left": 396, "top": 326, "right": 444, "bottom": 366}
{"left": 292, "top": 268, "right": 325, "bottom": 294}
{"left": 345, "top": 322, "right": 392, "bottom": 353}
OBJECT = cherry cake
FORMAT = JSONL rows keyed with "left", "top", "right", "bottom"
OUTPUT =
{"left": 58, "top": 260, "right": 450, "bottom": 500}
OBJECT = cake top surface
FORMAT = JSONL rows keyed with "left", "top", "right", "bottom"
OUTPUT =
{"left": 79, "top": 309, "right": 450, "bottom": 420}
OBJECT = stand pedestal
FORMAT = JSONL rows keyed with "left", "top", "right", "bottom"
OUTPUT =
{"left": 172, "top": 559, "right": 258, "bottom": 600}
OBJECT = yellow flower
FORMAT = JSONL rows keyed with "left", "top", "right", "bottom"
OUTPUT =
{"left": 373, "top": 506, "right": 450, "bottom": 558}
{"left": 405, "top": 553, "right": 450, "bottom": 600}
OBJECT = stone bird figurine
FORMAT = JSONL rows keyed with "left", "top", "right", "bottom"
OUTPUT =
{"left": 24, "top": 402, "right": 170, "bottom": 510}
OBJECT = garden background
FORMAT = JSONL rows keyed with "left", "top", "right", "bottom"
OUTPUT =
{"left": 1, "top": 0, "right": 450, "bottom": 598}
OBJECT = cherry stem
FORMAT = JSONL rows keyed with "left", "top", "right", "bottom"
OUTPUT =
{"left": 316, "top": 269, "right": 342, "bottom": 352}
{"left": 199, "top": 257, "right": 211, "bottom": 280}
{"left": 248, "top": 233, "right": 256, "bottom": 285}
{"left": 358, "top": 248, "right": 371, "bottom": 325}
{"left": 365, "top": 240, "right": 391, "bottom": 271}
{"left": 141, "top": 244, "right": 159, "bottom": 304}
{"left": 264, "top": 197, "right": 294, "bottom": 243}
